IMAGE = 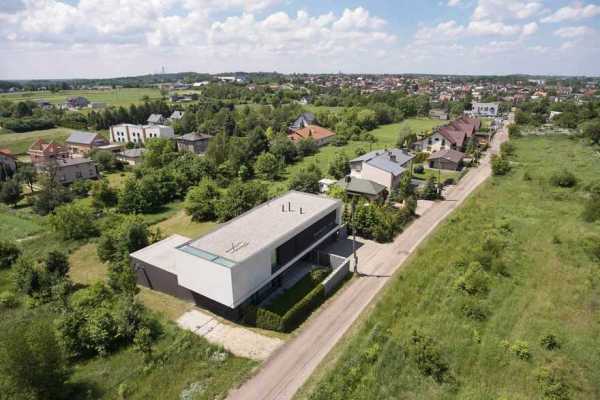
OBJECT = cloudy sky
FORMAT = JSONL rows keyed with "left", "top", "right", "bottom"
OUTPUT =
{"left": 1, "top": 0, "right": 599, "bottom": 79}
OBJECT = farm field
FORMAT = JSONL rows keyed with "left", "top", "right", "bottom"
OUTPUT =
{"left": 0, "top": 88, "right": 162, "bottom": 107}
{"left": 300, "top": 135, "right": 600, "bottom": 400}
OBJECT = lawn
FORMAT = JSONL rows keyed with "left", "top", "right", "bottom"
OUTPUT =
{"left": 300, "top": 135, "right": 600, "bottom": 400}
{"left": 0, "top": 88, "right": 162, "bottom": 108}
{"left": 0, "top": 127, "right": 73, "bottom": 154}
{"left": 412, "top": 163, "right": 462, "bottom": 183}
{"left": 0, "top": 205, "right": 44, "bottom": 239}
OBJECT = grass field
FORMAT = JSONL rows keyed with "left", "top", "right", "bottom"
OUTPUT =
{"left": 300, "top": 135, "right": 600, "bottom": 400}
{"left": 0, "top": 127, "right": 73, "bottom": 154}
{"left": 0, "top": 88, "right": 162, "bottom": 108}
{"left": 0, "top": 205, "right": 44, "bottom": 239}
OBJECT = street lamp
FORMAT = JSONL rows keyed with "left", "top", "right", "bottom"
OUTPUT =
{"left": 350, "top": 198, "right": 358, "bottom": 274}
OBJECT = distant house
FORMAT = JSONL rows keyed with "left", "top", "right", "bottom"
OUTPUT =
{"left": 427, "top": 149, "right": 465, "bottom": 171}
{"left": 471, "top": 102, "right": 499, "bottom": 117}
{"left": 318, "top": 178, "right": 337, "bottom": 193}
{"left": 0, "top": 148, "right": 17, "bottom": 181}
{"left": 350, "top": 148, "right": 415, "bottom": 191}
{"left": 429, "top": 109, "right": 449, "bottom": 120}
{"left": 117, "top": 148, "right": 146, "bottom": 166}
{"left": 336, "top": 176, "right": 387, "bottom": 202}
{"left": 64, "top": 96, "right": 90, "bottom": 109}
{"left": 289, "top": 112, "right": 317, "bottom": 131}
{"left": 147, "top": 114, "right": 167, "bottom": 125}
{"left": 168, "top": 110, "right": 185, "bottom": 122}
{"left": 28, "top": 139, "right": 69, "bottom": 165}
{"left": 109, "top": 124, "right": 175, "bottom": 145}
{"left": 288, "top": 125, "right": 336, "bottom": 147}
{"left": 36, "top": 158, "right": 99, "bottom": 185}
{"left": 88, "top": 102, "right": 106, "bottom": 109}
{"left": 65, "top": 131, "right": 108, "bottom": 156}
{"left": 176, "top": 132, "right": 212, "bottom": 155}
{"left": 413, "top": 116, "right": 480, "bottom": 153}
{"left": 36, "top": 99, "right": 53, "bottom": 110}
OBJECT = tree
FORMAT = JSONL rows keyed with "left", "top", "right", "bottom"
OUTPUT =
{"left": 0, "top": 317, "right": 71, "bottom": 400}
{"left": 254, "top": 152, "right": 282, "bottom": 180}
{"left": 216, "top": 180, "right": 269, "bottom": 222}
{"left": 581, "top": 119, "right": 600, "bottom": 145}
{"left": 0, "top": 240, "right": 20, "bottom": 269}
{"left": 0, "top": 178, "right": 22, "bottom": 206}
{"left": 142, "top": 138, "right": 178, "bottom": 169}
{"left": 97, "top": 215, "right": 151, "bottom": 264}
{"left": 184, "top": 178, "right": 221, "bottom": 221}
{"left": 91, "top": 179, "right": 117, "bottom": 209}
{"left": 491, "top": 155, "right": 511, "bottom": 176}
{"left": 133, "top": 326, "right": 154, "bottom": 364}
{"left": 48, "top": 202, "right": 98, "bottom": 240}
{"left": 44, "top": 251, "right": 69, "bottom": 278}
{"left": 296, "top": 138, "right": 318, "bottom": 157}
{"left": 270, "top": 134, "right": 297, "bottom": 164}
{"left": 420, "top": 176, "right": 440, "bottom": 200}
{"left": 70, "top": 179, "right": 91, "bottom": 198}
{"left": 16, "top": 165, "right": 36, "bottom": 194}
{"left": 328, "top": 152, "right": 350, "bottom": 179}
{"left": 289, "top": 164, "right": 322, "bottom": 194}
{"left": 397, "top": 126, "right": 413, "bottom": 148}
{"left": 33, "top": 173, "right": 73, "bottom": 216}
{"left": 91, "top": 150, "right": 122, "bottom": 172}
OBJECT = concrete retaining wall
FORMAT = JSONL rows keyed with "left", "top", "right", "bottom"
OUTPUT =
{"left": 322, "top": 258, "right": 351, "bottom": 295}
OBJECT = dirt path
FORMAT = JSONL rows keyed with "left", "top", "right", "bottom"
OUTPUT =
{"left": 226, "top": 129, "right": 508, "bottom": 400}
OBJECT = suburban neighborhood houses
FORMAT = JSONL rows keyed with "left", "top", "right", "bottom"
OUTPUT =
{"left": 1, "top": 23, "right": 599, "bottom": 399}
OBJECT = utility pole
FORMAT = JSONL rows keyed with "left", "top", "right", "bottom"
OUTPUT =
{"left": 350, "top": 199, "right": 358, "bottom": 274}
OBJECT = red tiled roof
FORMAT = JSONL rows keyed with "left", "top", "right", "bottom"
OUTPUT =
{"left": 0, "top": 148, "right": 15, "bottom": 158}
{"left": 288, "top": 125, "right": 336, "bottom": 143}
{"left": 438, "top": 126, "right": 467, "bottom": 147}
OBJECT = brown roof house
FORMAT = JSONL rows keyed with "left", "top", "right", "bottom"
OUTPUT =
{"left": 65, "top": 131, "right": 108, "bottom": 156}
{"left": 428, "top": 149, "right": 465, "bottom": 171}
{"left": 176, "top": 132, "right": 212, "bottom": 155}
{"left": 288, "top": 125, "right": 336, "bottom": 147}
{"left": 0, "top": 148, "right": 17, "bottom": 182}
{"left": 28, "top": 139, "right": 69, "bottom": 165}
{"left": 413, "top": 116, "right": 480, "bottom": 153}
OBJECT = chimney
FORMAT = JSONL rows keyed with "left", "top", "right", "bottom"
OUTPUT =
{"left": 300, "top": 207, "right": 304, "bottom": 215}
{"left": 288, "top": 202, "right": 292, "bottom": 212}
{"left": 282, "top": 204, "right": 285, "bottom": 212}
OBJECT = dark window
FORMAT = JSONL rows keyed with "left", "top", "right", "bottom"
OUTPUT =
{"left": 272, "top": 210, "right": 337, "bottom": 274}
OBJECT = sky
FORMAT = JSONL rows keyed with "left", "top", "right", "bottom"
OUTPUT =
{"left": 0, "top": 0, "right": 599, "bottom": 79}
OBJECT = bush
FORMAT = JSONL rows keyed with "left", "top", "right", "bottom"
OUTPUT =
{"left": 500, "top": 142, "right": 515, "bottom": 156}
{"left": 413, "top": 165, "right": 425, "bottom": 174}
{"left": 536, "top": 365, "right": 570, "bottom": 400}
{"left": 184, "top": 178, "right": 221, "bottom": 221}
{"left": 506, "top": 340, "right": 531, "bottom": 361}
{"left": 491, "top": 155, "right": 511, "bottom": 176}
{"left": 408, "top": 331, "right": 451, "bottom": 384}
{"left": 280, "top": 284, "right": 326, "bottom": 332}
{"left": 0, "top": 240, "right": 21, "bottom": 269}
{"left": 47, "top": 202, "right": 98, "bottom": 240}
{"left": 0, "top": 290, "right": 19, "bottom": 309}
{"left": 460, "top": 298, "right": 489, "bottom": 321}
{"left": 454, "top": 262, "right": 489, "bottom": 296}
{"left": 540, "top": 334, "right": 561, "bottom": 351}
{"left": 70, "top": 179, "right": 92, "bottom": 198}
{"left": 550, "top": 170, "right": 577, "bottom": 188}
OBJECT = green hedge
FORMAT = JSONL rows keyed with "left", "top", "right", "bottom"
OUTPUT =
{"left": 280, "top": 284, "right": 326, "bottom": 333}
{"left": 242, "top": 305, "right": 283, "bottom": 331}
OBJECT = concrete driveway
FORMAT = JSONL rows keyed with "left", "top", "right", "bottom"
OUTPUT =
{"left": 177, "top": 309, "right": 283, "bottom": 361}
{"left": 226, "top": 129, "right": 508, "bottom": 400}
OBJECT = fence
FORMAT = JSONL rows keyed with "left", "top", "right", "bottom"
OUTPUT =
{"left": 322, "top": 257, "right": 351, "bottom": 295}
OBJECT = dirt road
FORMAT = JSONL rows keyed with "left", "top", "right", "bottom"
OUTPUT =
{"left": 226, "top": 129, "right": 508, "bottom": 400}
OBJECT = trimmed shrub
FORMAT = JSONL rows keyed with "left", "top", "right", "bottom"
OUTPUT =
{"left": 280, "top": 284, "right": 326, "bottom": 332}
{"left": 413, "top": 165, "right": 425, "bottom": 174}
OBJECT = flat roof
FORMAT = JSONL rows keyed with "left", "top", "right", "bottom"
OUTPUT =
{"left": 180, "top": 191, "right": 340, "bottom": 265}
{"left": 130, "top": 234, "right": 191, "bottom": 274}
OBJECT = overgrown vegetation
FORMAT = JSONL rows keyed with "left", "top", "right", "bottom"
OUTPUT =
{"left": 303, "top": 135, "right": 600, "bottom": 400}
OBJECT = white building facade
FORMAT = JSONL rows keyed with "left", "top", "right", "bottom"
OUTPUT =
{"left": 471, "top": 102, "right": 499, "bottom": 117}
{"left": 109, "top": 123, "right": 174, "bottom": 145}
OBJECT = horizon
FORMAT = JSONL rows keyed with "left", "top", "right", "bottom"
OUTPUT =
{"left": 1, "top": 0, "right": 600, "bottom": 79}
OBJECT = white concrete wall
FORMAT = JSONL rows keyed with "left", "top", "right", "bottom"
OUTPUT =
{"left": 175, "top": 250, "right": 236, "bottom": 308}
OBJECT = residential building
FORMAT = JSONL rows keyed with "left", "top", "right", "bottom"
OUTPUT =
{"left": 65, "top": 131, "right": 108, "bottom": 156}
{"left": 117, "top": 148, "right": 146, "bottom": 166}
{"left": 427, "top": 149, "right": 465, "bottom": 171}
{"left": 288, "top": 125, "right": 336, "bottom": 147}
{"left": 176, "top": 132, "right": 212, "bottom": 155}
{"left": 349, "top": 148, "right": 415, "bottom": 191}
{"left": 130, "top": 191, "right": 343, "bottom": 318}
{"left": 109, "top": 124, "right": 175, "bottom": 145}
{"left": 336, "top": 176, "right": 387, "bottom": 202}
{"left": 36, "top": 158, "right": 99, "bottom": 184}
{"left": 0, "top": 148, "right": 16, "bottom": 181}
{"left": 413, "top": 116, "right": 480, "bottom": 153}
{"left": 28, "top": 139, "right": 69, "bottom": 165}
{"left": 168, "top": 110, "right": 185, "bottom": 122}
{"left": 471, "top": 102, "right": 499, "bottom": 117}
{"left": 289, "top": 112, "right": 317, "bottom": 131}
{"left": 147, "top": 113, "right": 167, "bottom": 125}
{"left": 429, "top": 109, "right": 449, "bottom": 120}
{"left": 318, "top": 178, "right": 337, "bottom": 193}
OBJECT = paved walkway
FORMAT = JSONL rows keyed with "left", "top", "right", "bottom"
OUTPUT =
{"left": 226, "top": 128, "right": 508, "bottom": 400}
{"left": 177, "top": 309, "right": 283, "bottom": 361}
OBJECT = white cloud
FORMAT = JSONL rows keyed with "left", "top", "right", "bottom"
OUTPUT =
{"left": 541, "top": 3, "right": 600, "bottom": 23}
{"left": 415, "top": 20, "right": 465, "bottom": 41}
{"left": 447, "top": 0, "right": 461, "bottom": 6}
{"left": 472, "top": 0, "right": 543, "bottom": 21}
{"left": 467, "top": 19, "right": 522, "bottom": 36}
{"left": 554, "top": 26, "right": 594, "bottom": 38}
{"left": 332, "top": 7, "right": 386, "bottom": 31}
{"left": 522, "top": 21, "right": 538, "bottom": 36}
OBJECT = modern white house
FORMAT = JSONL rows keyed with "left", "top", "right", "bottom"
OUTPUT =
{"left": 109, "top": 124, "right": 174, "bottom": 145}
{"left": 130, "top": 191, "right": 343, "bottom": 318}
{"left": 471, "top": 102, "right": 499, "bottom": 117}
{"left": 349, "top": 149, "right": 415, "bottom": 191}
